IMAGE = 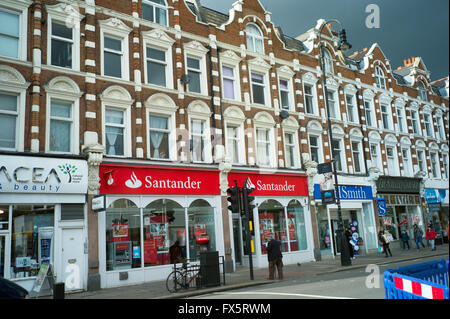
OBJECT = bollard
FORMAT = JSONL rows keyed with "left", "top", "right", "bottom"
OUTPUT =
{"left": 53, "top": 282, "right": 65, "bottom": 299}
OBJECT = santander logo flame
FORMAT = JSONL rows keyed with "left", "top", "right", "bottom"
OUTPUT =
{"left": 125, "top": 171, "right": 142, "bottom": 189}
{"left": 246, "top": 177, "right": 256, "bottom": 190}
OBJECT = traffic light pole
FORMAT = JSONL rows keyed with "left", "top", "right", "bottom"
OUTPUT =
{"left": 243, "top": 179, "right": 254, "bottom": 280}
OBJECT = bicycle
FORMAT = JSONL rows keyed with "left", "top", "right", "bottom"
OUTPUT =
{"left": 166, "top": 260, "right": 201, "bottom": 293}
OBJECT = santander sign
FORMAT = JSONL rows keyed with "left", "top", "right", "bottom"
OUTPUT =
{"left": 100, "top": 164, "right": 220, "bottom": 195}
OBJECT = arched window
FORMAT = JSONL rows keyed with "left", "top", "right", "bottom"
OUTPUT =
{"left": 322, "top": 48, "right": 333, "bottom": 74}
{"left": 188, "top": 199, "right": 216, "bottom": 258}
{"left": 106, "top": 199, "right": 140, "bottom": 271}
{"left": 374, "top": 66, "right": 386, "bottom": 89}
{"left": 143, "top": 199, "right": 185, "bottom": 266}
{"left": 258, "top": 200, "right": 287, "bottom": 254}
{"left": 246, "top": 23, "right": 264, "bottom": 54}
{"left": 418, "top": 81, "right": 427, "bottom": 101}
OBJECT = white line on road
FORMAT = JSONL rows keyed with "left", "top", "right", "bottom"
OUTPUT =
{"left": 211, "top": 291, "right": 357, "bottom": 299}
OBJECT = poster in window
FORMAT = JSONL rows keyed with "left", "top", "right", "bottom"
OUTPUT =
{"left": 38, "top": 227, "right": 54, "bottom": 265}
{"left": 111, "top": 223, "right": 129, "bottom": 242}
{"left": 144, "top": 239, "right": 158, "bottom": 264}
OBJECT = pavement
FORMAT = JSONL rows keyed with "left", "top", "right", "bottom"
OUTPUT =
{"left": 41, "top": 242, "right": 449, "bottom": 299}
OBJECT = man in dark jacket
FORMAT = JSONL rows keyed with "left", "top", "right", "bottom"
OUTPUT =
{"left": 267, "top": 234, "right": 283, "bottom": 280}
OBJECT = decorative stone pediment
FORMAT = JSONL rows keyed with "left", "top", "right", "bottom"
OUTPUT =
{"left": 142, "top": 29, "right": 175, "bottom": 46}
{"left": 223, "top": 106, "right": 245, "bottom": 124}
{"left": 325, "top": 77, "right": 339, "bottom": 90}
{"left": 394, "top": 98, "right": 406, "bottom": 108}
{"left": 0, "top": 65, "right": 28, "bottom": 89}
{"left": 46, "top": 2, "right": 84, "bottom": 26}
{"left": 307, "top": 120, "right": 322, "bottom": 134}
{"left": 363, "top": 89, "right": 375, "bottom": 99}
{"left": 302, "top": 72, "right": 318, "bottom": 84}
{"left": 349, "top": 128, "right": 363, "bottom": 140}
{"left": 253, "top": 111, "right": 275, "bottom": 127}
{"left": 248, "top": 57, "right": 271, "bottom": 71}
{"left": 187, "top": 100, "right": 211, "bottom": 117}
{"left": 344, "top": 84, "right": 357, "bottom": 95}
{"left": 368, "top": 131, "right": 382, "bottom": 142}
{"left": 45, "top": 76, "right": 83, "bottom": 98}
{"left": 281, "top": 116, "right": 299, "bottom": 130}
{"left": 415, "top": 139, "right": 426, "bottom": 148}
{"left": 385, "top": 134, "right": 397, "bottom": 145}
{"left": 331, "top": 124, "right": 344, "bottom": 138}
{"left": 99, "top": 17, "right": 132, "bottom": 34}
{"left": 220, "top": 50, "right": 242, "bottom": 64}
{"left": 400, "top": 137, "right": 411, "bottom": 146}
{"left": 145, "top": 93, "right": 178, "bottom": 113}
{"left": 183, "top": 40, "right": 209, "bottom": 54}
{"left": 100, "top": 85, "right": 133, "bottom": 106}
{"left": 277, "top": 65, "right": 295, "bottom": 78}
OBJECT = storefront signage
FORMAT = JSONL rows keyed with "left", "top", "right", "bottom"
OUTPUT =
{"left": 427, "top": 203, "right": 441, "bottom": 212}
{"left": 424, "top": 189, "right": 448, "bottom": 204}
{"left": 227, "top": 171, "right": 308, "bottom": 197}
{"left": 314, "top": 185, "right": 373, "bottom": 200}
{"left": 377, "top": 198, "right": 387, "bottom": 216}
{"left": 0, "top": 155, "right": 88, "bottom": 194}
{"left": 376, "top": 176, "right": 421, "bottom": 194}
{"left": 382, "top": 217, "right": 393, "bottom": 226}
{"left": 380, "top": 194, "right": 421, "bottom": 206}
{"left": 99, "top": 164, "right": 220, "bottom": 195}
{"left": 92, "top": 194, "right": 106, "bottom": 213}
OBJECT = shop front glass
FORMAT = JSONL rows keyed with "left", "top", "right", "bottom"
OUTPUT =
{"left": 143, "top": 199, "right": 185, "bottom": 266}
{"left": 259, "top": 200, "right": 287, "bottom": 254}
{"left": 317, "top": 206, "right": 331, "bottom": 254}
{"left": 0, "top": 236, "right": 4, "bottom": 278}
{"left": 383, "top": 206, "right": 398, "bottom": 240}
{"left": 258, "top": 199, "right": 308, "bottom": 255}
{"left": 106, "top": 199, "right": 141, "bottom": 271}
{"left": 0, "top": 205, "right": 8, "bottom": 230}
{"left": 287, "top": 200, "right": 307, "bottom": 251}
{"left": 11, "top": 205, "right": 54, "bottom": 279}
{"left": 188, "top": 200, "right": 216, "bottom": 259}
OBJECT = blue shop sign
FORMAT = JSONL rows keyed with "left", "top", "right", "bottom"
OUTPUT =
{"left": 376, "top": 198, "right": 387, "bottom": 216}
{"left": 424, "top": 188, "right": 447, "bottom": 204}
{"left": 314, "top": 184, "right": 373, "bottom": 200}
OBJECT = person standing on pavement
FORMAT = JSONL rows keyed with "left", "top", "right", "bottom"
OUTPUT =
{"left": 400, "top": 230, "right": 410, "bottom": 250}
{"left": 413, "top": 224, "right": 426, "bottom": 250}
{"left": 267, "top": 233, "right": 283, "bottom": 280}
{"left": 425, "top": 226, "right": 437, "bottom": 251}
{"left": 345, "top": 228, "right": 354, "bottom": 259}
{"left": 378, "top": 228, "right": 392, "bottom": 257}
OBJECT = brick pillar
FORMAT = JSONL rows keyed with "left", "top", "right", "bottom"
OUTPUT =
{"left": 31, "top": 0, "right": 43, "bottom": 152}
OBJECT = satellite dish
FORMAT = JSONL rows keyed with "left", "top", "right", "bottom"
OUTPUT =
{"left": 280, "top": 110, "right": 289, "bottom": 119}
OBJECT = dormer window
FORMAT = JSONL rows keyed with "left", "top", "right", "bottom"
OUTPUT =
{"left": 418, "top": 81, "right": 427, "bottom": 101}
{"left": 246, "top": 23, "right": 264, "bottom": 54}
{"left": 143, "top": 0, "right": 168, "bottom": 26}
{"left": 375, "top": 66, "right": 386, "bottom": 90}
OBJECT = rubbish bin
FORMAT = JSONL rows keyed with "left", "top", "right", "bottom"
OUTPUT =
{"left": 53, "top": 282, "right": 65, "bottom": 299}
{"left": 200, "top": 251, "right": 220, "bottom": 288}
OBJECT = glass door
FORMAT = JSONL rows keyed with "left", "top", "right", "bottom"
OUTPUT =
{"left": 232, "top": 218, "right": 242, "bottom": 265}
{"left": 0, "top": 236, "right": 5, "bottom": 278}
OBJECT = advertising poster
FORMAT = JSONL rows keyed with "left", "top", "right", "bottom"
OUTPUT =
{"left": 38, "top": 227, "right": 54, "bottom": 265}
{"left": 382, "top": 217, "right": 393, "bottom": 226}
{"left": 144, "top": 239, "right": 158, "bottom": 264}
{"left": 111, "top": 223, "right": 129, "bottom": 242}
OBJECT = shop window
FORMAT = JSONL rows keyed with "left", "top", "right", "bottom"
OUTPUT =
{"left": 11, "top": 205, "right": 55, "bottom": 279}
{"left": 287, "top": 200, "right": 307, "bottom": 252}
{"left": 188, "top": 200, "right": 216, "bottom": 259}
{"left": 61, "top": 204, "right": 84, "bottom": 221}
{"left": 106, "top": 199, "right": 141, "bottom": 271}
{"left": 143, "top": 199, "right": 185, "bottom": 266}
{"left": 258, "top": 200, "right": 288, "bottom": 254}
{"left": 0, "top": 205, "right": 9, "bottom": 230}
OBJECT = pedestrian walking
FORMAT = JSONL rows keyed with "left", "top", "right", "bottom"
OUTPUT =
{"left": 425, "top": 226, "right": 437, "bottom": 251}
{"left": 378, "top": 228, "right": 392, "bottom": 257}
{"left": 413, "top": 224, "right": 426, "bottom": 249}
{"left": 400, "top": 230, "right": 410, "bottom": 250}
{"left": 267, "top": 234, "right": 283, "bottom": 280}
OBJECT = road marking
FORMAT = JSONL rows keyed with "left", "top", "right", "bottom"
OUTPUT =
{"left": 212, "top": 291, "right": 356, "bottom": 299}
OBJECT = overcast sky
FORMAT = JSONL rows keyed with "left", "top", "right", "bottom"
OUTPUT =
{"left": 200, "top": 0, "right": 449, "bottom": 81}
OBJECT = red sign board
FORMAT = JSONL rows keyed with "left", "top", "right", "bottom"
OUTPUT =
{"left": 227, "top": 171, "right": 308, "bottom": 197}
{"left": 99, "top": 164, "right": 220, "bottom": 195}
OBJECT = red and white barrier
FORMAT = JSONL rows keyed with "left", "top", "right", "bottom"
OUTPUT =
{"left": 394, "top": 276, "right": 445, "bottom": 299}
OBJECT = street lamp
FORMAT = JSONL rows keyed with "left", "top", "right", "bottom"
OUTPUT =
{"left": 318, "top": 19, "right": 352, "bottom": 266}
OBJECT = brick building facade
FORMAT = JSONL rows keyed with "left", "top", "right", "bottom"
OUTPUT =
{"left": 0, "top": 0, "right": 448, "bottom": 292}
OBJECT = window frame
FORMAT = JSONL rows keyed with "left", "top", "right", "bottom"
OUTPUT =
{"left": 142, "top": 0, "right": 168, "bottom": 27}
{"left": 430, "top": 151, "right": 440, "bottom": 179}
{"left": 183, "top": 41, "right": 209, "bottom": 96}
{"left": 99, "top": 18, "right": 132, "bottom": 81}
{"left": 255, "top": 127, "right": 274, "bottom": 167}
{"left": 396, "top": 106, "right": 407, "bottom": 133}
{"left": 148, "top": 113, "right": 171, "bottom": 160}
{"left": 401, "top": 147, "right": 413, "bottom": 177}
{"left": 47, "top": 99, "right": 74, "bottom": 154}
{"left": 374, "top": 66, "right": 386, "bottom": 90}
{"left": 380, "top": 102, "right": 392, "bottom": 130}
{"left": 418, "top": 81, "right": 428, "bottom": 101}
{"left": 423, "top": 112, "right": 434, "bottom": 138}
{"left": 0, "top": 1, "right": 30, "bottom": 61}
{"left": 246, "top": 23, "right": 264, "bottom": 55}
{"left": 410, "top": 109, "right": 420, "bottom": 135}
{"left": 104, "top": 107, "right": 127, "bottom": 157}
{"left": 385, "top": 144, "right": 399, "bottom": 176}
{"left": 351, "top": 140, "right": 364, "bottom": 174}
{"left": 331, "top": 138, "right": 345, "bottom": 172}
{"left": 369, "top": 142, "right": 382, "bottom": 171}
{"left": 219, "top": 50, "right": 242, "bottom": 102}
{"left": 0, "top": 92, "right": 19, "bottom": 151}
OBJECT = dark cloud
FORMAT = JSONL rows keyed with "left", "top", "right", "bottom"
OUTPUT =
{"left": 200, "top": 0, "right": 449, "bottom": 80}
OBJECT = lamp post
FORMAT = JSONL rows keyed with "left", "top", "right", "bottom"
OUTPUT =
{"left": 318, "top": 19, "right": 352, "bottom": 266}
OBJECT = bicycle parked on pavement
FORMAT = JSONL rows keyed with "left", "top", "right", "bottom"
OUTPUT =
{"left": 166, "top": 259, "right": 202, "bottom": 293}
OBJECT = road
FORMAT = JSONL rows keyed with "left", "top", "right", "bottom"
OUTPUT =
{"left": 191, "top": 256, "right": 444, "bottom": 299}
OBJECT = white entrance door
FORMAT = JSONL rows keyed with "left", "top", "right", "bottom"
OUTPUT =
{"left": 61, "top": 228, "right": 85, "bottom": 291}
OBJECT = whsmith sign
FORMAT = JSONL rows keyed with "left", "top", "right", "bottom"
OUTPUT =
{"left": 0, "top": 155, "right": 88, "bottom": 194}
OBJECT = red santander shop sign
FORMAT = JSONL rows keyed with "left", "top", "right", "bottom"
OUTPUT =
{"left": 228, "top": 171, "right": 308, "bottom": 197}
{"left": 99, "top": 164, "right": 220, "bottom": 195}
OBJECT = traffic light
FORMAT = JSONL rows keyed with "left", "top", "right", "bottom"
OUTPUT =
{"left": 226, "top": 186, "right": 240, "bottom": 214}
{"left": 242, "top": 186, "right": 256, "bottom": 216}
